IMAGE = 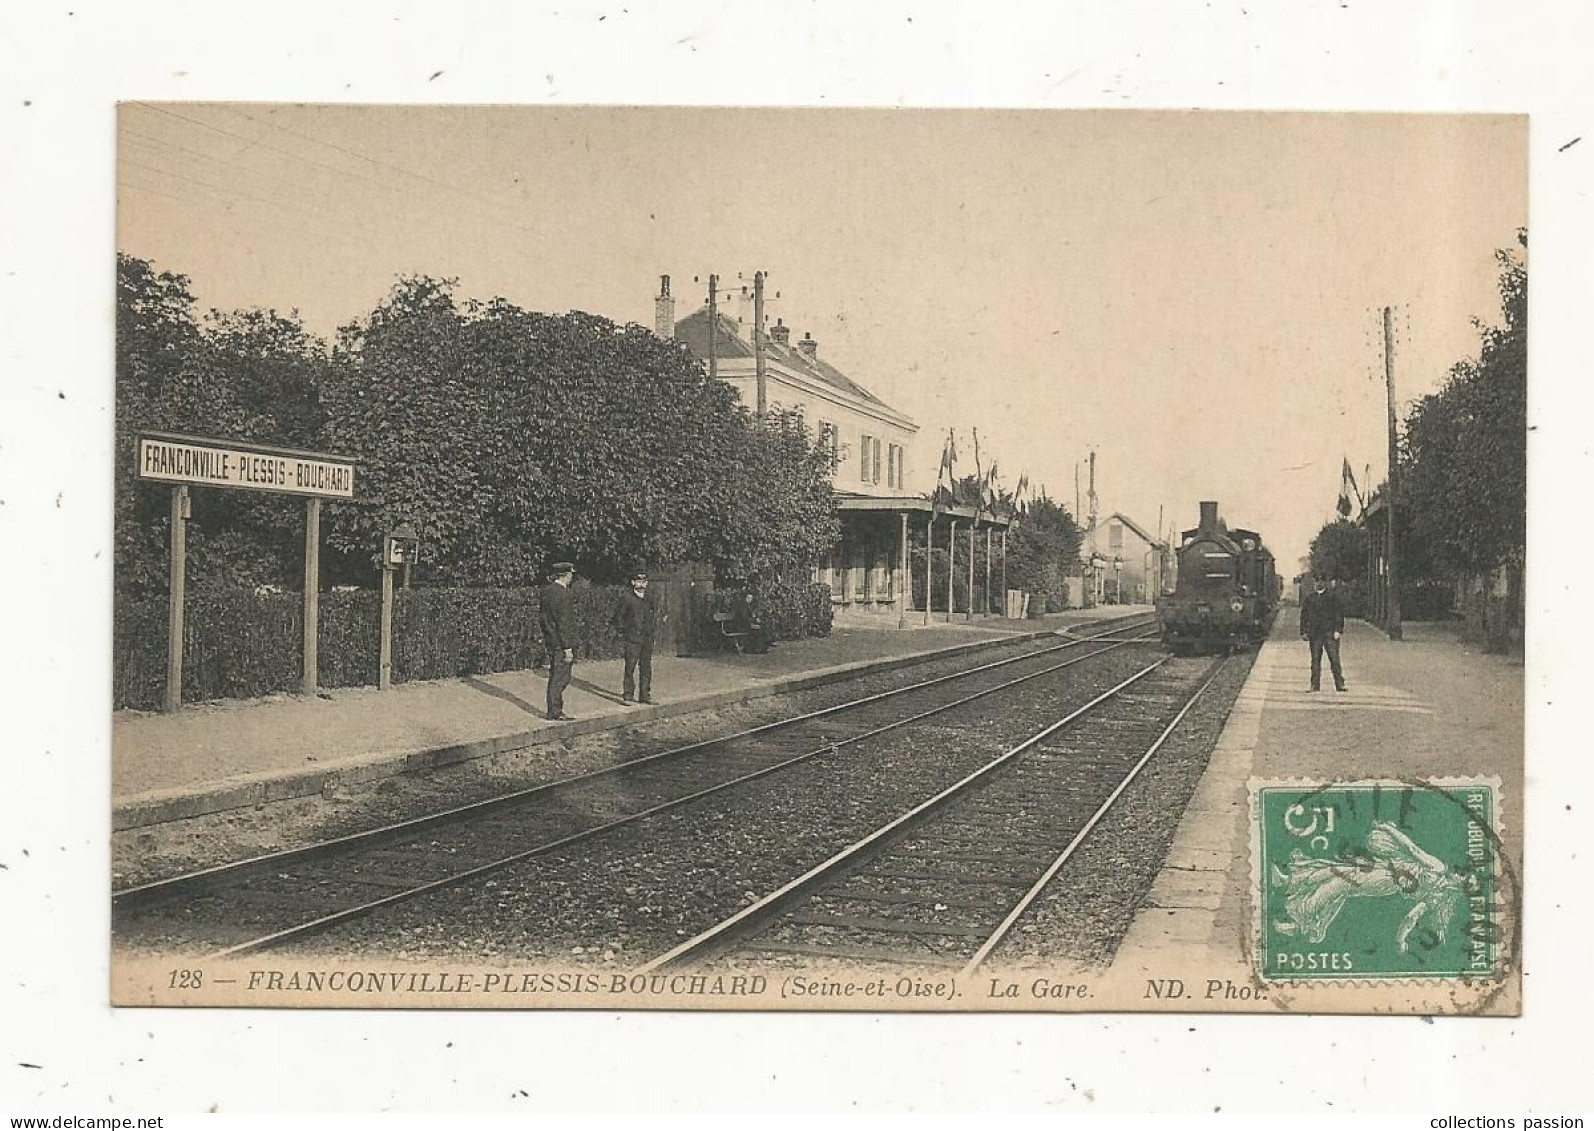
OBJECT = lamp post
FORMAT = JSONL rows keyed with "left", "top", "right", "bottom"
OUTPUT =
{"left": 380, "top": 521, "right": 421, "bottom": 691}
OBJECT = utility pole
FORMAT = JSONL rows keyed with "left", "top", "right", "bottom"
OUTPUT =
{"left": 753, "top": 270, "right": 767, "bottom": 420}
{"left": 1383, "top": 305, "right": 1403, "bottom": 640}
{"left": 705, "top": 274, "right": 719, "bottom": 382}
{"left": 1087, "top": 450, "right": 1098, "bottom": 531}
{"left": 1074, "top": 462, "right": 1081, "bottom": 520}
{"left": 1157, "top": 503, "right": 1165, "bottom": 596}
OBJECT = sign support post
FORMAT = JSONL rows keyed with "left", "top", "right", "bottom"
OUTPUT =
{"left": 302, "top": 497, "right": 321, "bottom": 695}
{"left": 165, "top": 485, "right": 188, "bottom": 713}
{"left": 137, "top": 432, "right": 358, "bottom": 712}
{"left": 379, "top": 564, "right": 395, "bottom": 692}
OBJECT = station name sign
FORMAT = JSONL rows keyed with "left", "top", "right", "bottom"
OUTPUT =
{"left": 137, "top": 433, "right": 356, "bottom": 499}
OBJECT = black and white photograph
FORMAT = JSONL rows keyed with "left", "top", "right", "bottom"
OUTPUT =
{"left": 108, "top": 104, "right": 1525, "bottom": 1014}
{"left": 5, "top": 0, "right": 1590, "bottom": 1115}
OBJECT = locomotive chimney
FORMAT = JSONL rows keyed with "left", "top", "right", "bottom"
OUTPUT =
{"left": 1199, "top": 500, "right": 1219, "bottom": 531}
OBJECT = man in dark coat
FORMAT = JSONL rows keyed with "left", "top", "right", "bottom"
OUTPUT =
{"left": 540, "top": 562, "right": 578, "bottom": 720}
{"left": 612, "top": 570, "right": 662, "bottom": 704}
{"left": 1299, "top": 576, "right": 1347, "bottom": 692}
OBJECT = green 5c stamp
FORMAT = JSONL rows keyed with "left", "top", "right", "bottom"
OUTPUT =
{"left": 1252, "top": 779, "right": 1504, "bottom": 981}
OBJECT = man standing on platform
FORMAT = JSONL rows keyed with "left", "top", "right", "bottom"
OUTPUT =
{"left": 1299, "top": 575, "right": 1347, "bottom": 693}
{"left": 540, "top": 561, "right": 579, "bottom": 720}
{"left": 612, "top": 569, "right": 661, "bottom": 705}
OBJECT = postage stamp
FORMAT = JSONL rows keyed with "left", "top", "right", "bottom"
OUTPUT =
{"left": 1252, "top": 778, "right": 1506, "bottom": 983}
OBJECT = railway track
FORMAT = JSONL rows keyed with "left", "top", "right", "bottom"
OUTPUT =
{"left": 637, "top": 656, "right": 1230, "bottom": 976}
{"left": 113, "top": 614, "right": 1158, "bottom": 958}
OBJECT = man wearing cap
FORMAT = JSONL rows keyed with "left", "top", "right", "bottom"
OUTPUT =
{"left": 1298, "top": 575, "right": 1347, "bottom": 693}
{"left": 540, "top": 562, "right": 578, "bottom": 720}
{"left": 612, "top": 570, "right": 662, "bottom": 705}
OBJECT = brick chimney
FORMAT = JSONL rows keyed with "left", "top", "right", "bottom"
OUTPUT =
{"left": 654, "top": 275, "right": 675, "bottom": 339}
{"left": 1199, "top": 500, "right": 1219, "bottom": 531}
{"left": 797, "top": 331, "right": 818, "bottom": 360}
{"left": 770, "top": 317, "right": 791, "bottom": 347}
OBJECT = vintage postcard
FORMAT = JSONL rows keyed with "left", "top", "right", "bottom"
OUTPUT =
{"left": 110, "top": 105, "right": 1525, "bottom": 1013}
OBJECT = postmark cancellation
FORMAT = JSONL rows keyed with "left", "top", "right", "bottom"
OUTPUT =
{"left": 1251, "top": 777, "right": 1513, "bottom": 1001}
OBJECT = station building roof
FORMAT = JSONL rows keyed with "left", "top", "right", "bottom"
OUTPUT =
{"left": 675, "top": 308, "right": 892, "bottom": 411}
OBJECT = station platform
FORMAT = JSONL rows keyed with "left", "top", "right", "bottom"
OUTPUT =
{"left": 1108, "top": 616, "right": 1523, "bottom": 979}
{"left": 113, "top": 606, "right": 1135, "bottom": 830}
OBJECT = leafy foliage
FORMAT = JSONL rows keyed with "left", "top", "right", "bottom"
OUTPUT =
{"left": 1400, "top": 233, "right": 1527, "bottom": 578}
{"left": 116, "top": 260, "right": 841, "bottom": 600}
{"left": 111, "top": 582, "right": 650, "bottom": 709}
{"left": 115, "top": 254, "right": 333, "bottom": 596}
{"left": 706, "top": 580, "right": 834, "bottom": 643}
{"left": 320, "top": 277, "right": 838, "bottom": 585}
{"left": 1308, "top": 519, "right": 1368, "bottom": 584}
{"left": 1007, "top": 492, "right": 1085, "bottom": 612}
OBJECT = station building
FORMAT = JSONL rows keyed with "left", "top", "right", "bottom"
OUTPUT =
{"left": 654, "top": 275, "right": 1009, "bottom": 624}
{"left": 1082, "top": 511, "right": 1171, "bottom": 606}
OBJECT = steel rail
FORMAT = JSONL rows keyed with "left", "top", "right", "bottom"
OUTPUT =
{"left": 114, "top": 613, "right": 1153, "bottom": 910}
{"left": 957, "top": 658, "right": 1232, "bottom": 975}
{"left": 187, "top": 625, "right": 1161, "bottom": 958}
{"left": 636, "top": 656, "right": 1171, "bottom": 973}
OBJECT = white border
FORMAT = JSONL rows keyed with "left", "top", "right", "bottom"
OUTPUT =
{"left": 3, "top": 0, "right": 1589, "bottom": 1114}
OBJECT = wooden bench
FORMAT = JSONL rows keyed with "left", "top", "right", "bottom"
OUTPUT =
{"left": 712, "top": 611, "right": 753, "bottom": 653}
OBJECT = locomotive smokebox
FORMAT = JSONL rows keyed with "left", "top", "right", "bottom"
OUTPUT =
{"left": 1199, "top": 500, "right": 1219, "bottom": 531}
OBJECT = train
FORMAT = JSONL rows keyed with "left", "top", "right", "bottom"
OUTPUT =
{"left": 1156, "top": 500, "right": 1280, "bottom": 654}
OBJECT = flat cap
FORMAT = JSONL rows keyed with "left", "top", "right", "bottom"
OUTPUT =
{"left": 549, "top": 561, "right": 576, "bottom": 574}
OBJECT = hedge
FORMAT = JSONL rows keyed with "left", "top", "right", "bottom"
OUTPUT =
{"left": 113, "top": 575, "right": 839, "bottom": 710}
{"left": 706, "top": 579, "right": 833, "bottom": 645}
{"left": 114, "top": 581, "right": 633, "bottom": 711}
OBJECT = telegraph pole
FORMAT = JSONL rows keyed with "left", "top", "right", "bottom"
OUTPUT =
{"left": 706, "top": 274, "right": 719, "bottom": 382}
{"left": 753, "top": 270, "right": 767, "bottom": 419}
{"left": 1383, "top": 306, "right": 1403, "bottom": 640}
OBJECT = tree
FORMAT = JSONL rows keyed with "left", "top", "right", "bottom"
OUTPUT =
{"left": 1400, "top": 232, "right": 1526, "bottom": 580}
{"left": 320, "top": 278, "right": 838, "bottom": 586}
{"left": 1308, "top": 519, "right": 1368, "bottom": 584}
{"left": 115, "top": 254, "right": 333, "bottom": 596}
{"left": 1007, "top": 491, "right": 1085, "bottom": 612}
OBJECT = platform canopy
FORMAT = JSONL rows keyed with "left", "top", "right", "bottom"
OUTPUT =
{"left": 835, "top": 493, "right": 1015, "bottom": 528}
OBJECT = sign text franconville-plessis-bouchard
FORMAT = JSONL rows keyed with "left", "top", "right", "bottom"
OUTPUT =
{"left": 137, "top": 433, "right": 355, "bottom": 499}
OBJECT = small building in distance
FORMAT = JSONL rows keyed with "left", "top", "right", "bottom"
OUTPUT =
{"left": 1082, "top": 511, "right": 1170, "bottom": 605}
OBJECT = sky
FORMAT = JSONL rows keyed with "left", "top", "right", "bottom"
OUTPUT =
{"left": 117, "top": 104, "right": 1526, "bottom": 569}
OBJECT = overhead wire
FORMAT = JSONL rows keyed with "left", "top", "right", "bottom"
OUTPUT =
{"left": 124, "top": 102, "right": 540, "bottom": 240}
{"left": 212, "top": 104, "right": 544, "bottom": 236}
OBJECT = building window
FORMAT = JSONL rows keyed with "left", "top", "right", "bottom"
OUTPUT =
{"left": 860, "top": 434, "right": 883, "bottom": 486}
{"left": 819, "top": 421, "right": 840, "bottom": 472}
{"left": 888, "top": 443, "right": 904, "bottom": 489}
{"left": 1109, "top": 522, "right": 1124, "bottom": 553}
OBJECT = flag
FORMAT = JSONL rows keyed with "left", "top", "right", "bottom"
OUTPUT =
{"left": 1337, "top": 458, "right": 1362, "bottom": 518}
{"left": 972, "top": 428, "right": 992, "bottom": 519}
{"left": 932, "top": 428, "right": 958, "bottom": 516}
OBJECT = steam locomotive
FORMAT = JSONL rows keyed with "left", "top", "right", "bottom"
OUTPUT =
{"left": 1156, "top": 500, "right": 1280, "bottom": 655}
